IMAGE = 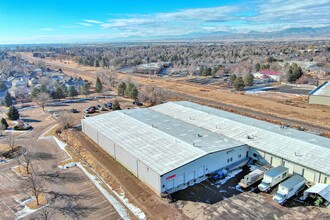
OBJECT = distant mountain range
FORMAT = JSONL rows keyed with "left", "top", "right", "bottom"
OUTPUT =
{"left": 160, "top": 26, "right": 330, "bottom": 41}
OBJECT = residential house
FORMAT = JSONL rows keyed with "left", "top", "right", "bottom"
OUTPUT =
{"left": 65, "top": 78, "right": 86, "bottom": 91}
{"left": 253, "top": 69, "right": 282, "bottom": 82}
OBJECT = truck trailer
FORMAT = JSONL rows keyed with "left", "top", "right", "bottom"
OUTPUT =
{"left": 258, "top": 166, "right": 289, "bottom": 192}
{"left": 273, "top": 175, "right": 306, "bottom": 204}
{"left": 239, "top": 166, "right": 270, "bottom": 188}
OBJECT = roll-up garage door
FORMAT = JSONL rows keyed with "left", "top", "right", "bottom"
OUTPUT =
{"left": 272, "top": 157, "right": 282, "bottom": 167}
{"left": 304, "top": 169, "right": 315, "bottom": 183}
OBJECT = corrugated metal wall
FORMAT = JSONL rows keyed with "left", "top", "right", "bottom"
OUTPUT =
{"left": 82, "top": 120, "right": 161, "bottom": 194}
{"left": 248, "top": 147, "right": 330, "bottom": 184}
{"left": 160, "top": 146, "right": 248, "bottom": 193}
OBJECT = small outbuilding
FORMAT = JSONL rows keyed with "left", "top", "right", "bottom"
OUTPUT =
{"left": 308, "top": 81, "right": 330, "bottom": 106}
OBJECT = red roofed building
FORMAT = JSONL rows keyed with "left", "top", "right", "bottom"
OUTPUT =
{"left": 253, "top": 69, "right": 282, "bottom": 82}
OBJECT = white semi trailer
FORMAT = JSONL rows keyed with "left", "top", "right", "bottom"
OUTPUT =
{"left": 258, "top": 166, "right": 289, "bottom": 192}
{"left": 239, "top": 166, "right": 270, "bottom": 188}
{"left": 273, "top": 175, "right": 306, "bottom": 204}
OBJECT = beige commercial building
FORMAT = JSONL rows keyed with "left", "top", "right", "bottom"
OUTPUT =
{"left": 308, "top": 81, "right": 330, "bottom": 106}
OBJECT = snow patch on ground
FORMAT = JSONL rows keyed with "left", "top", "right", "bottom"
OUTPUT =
{"left": 52, "top": 136, "right": 67, "bottom": 150}
{"left": 216, "top": 169, "right": 242, "bottom": 185}
{"left": 118, "top": 189, "right": 147, "bottom": 220}
{"left": 76, "top": 163, "right": 130, "bottom": 220}
{"left": 15, "top": 204, "right": 48, "bottom": 219}
{"left": 18, "top": 106, "right": 38, "bottom": 112}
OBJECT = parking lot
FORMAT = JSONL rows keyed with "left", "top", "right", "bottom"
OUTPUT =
{"left": 0, "top": 105, "right": 122, "bottom": 220}
{"left": 45, "top": 94, "right": 140, "bottom": 125}
{"left": 172, "top": 166, "right": 330, "bottom": 219}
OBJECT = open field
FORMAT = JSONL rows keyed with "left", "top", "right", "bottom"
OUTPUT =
{"left": 17, "top": 52, "right": 330, "bottom": 134}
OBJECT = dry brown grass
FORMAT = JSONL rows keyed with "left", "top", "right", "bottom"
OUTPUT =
{"left": 17, "top": 52, "right": 330, "bottom": 130}
{"left": 26, "top": 193, "right": 47, "bottom": 209}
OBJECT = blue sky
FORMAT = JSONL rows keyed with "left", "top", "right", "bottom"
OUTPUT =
{"left": 0, "top": 0, "right": 329, "bottom": 44}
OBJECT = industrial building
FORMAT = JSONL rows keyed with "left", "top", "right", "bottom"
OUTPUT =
{"left": 82, "top": 101, "right": 330, "bottom": 195}
{"left": 308, "top": 81, "right": 330, "bottom": 106}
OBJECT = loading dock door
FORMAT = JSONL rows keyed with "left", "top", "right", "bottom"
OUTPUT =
{"left": 177, "top": 174, "right": 185, "bottom": 185}
{"left": 272, "top": 157, "right": 282, "bottom": 167}
{"left": 284, "top": 161, "right": 294, "bottom": 175}
{"left": 166, "top": 179, "right": 174, "bottom": 189}
{"left": 197, "top": 166, "right": 204, "bottom": 177}
{"left": 304, "top": 169, "right": 315, "bottom": 183}
{"left": 187, "top": 171, "right": 195, "bottom": 182}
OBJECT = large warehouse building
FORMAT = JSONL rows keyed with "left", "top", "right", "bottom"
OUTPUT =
{"left": 82, "top": 101, "right": 330, "bottom": 195}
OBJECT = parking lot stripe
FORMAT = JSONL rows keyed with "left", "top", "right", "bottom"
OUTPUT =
{"left": 90, "top": 205, "right": 110, "bottom": 215}
{"left": 98, "top": 211, "right": 117, "bottom": 220}
{"left": 1, "top": 172, "right": 15, "bottom": 183}
{"left": 77, "top": 186, "right": 94, "bottom": 193}
{"left": 85, "top": 195, "right": 103, "bottom": 203}
{"left": 90, "top": 199, "right": 107, "bottom": 208}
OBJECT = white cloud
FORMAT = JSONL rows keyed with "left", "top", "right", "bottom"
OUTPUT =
{"left": 84, "top": 19, "right": 103, "bottom": 24}
{"left": 78, "top": 22, "right": 92, "bottom": 26}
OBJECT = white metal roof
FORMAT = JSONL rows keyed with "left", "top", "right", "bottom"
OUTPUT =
{"left": 151, "top": 101, "right": 330, "bottom": 176}
{"left": 303, "top": 184, "right": 330, "bottom": 202}
{"left": 310, "top": 81, "right": 330, "bottom": 96}
{"left": 82, "top": 110, "right": 243, "bottom": 176}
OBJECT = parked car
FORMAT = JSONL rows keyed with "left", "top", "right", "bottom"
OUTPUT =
{"left": 273, "top": 175, "right": 306, "bottom": 205}
{"left": 133, "top": 101, "right": 143, "bottom": 106}
{"left": 83, "top": 114, "right": 90, "bottom": 119}
{"left": 87, "top": 108, "right": 95, "bottom": 114}
{"left": 105, "top": 102, "right": 113, "bottom": 109}
{"left": 71, "top": 109, "right": 79, "bottom": 113}
{"left": 97, "top": 104, "right": 105, "bottom": 111}
{"left": 258, "top": 166, "right": 289, "bottom": 192}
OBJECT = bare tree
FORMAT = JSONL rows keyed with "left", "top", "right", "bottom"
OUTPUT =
{"left": 19, "top": 152, "right": 33, "bottom": 174}
{"left": 33, "top": 92, "right": 51, "bottom": 111}
{"left": 57, "top": 112, "right": 74, "bottom": 129}
{"left": 139, "top": 85, "right": 166, "bottom": 106}
{"left": 6, "top": 134, "right": 16, "bottom": 153}
{"left": 23, "top": 170, "right": 46, "bottom": 205}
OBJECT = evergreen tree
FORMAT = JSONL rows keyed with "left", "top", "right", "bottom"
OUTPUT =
{"left": 287, "top": 63, "right": 303, "bottom": 83}
{"left": 112, "top": 99, "right": 121, "bottom": 110}
{"left": 81, "top": 83, "right": 89, "bottom": 98}
{"left": 229, "top": 74, "right": 237, "bottom": 84}
{"left": 255, "top": 63, "right": 260, "bottom": 71}
{"left": 7, "top": 106, "right": 20, "bottom": 120}
{"left": 244, "top": 73, "right": 255, "bottom": 86}
{"left": 117, "top": 82, "right": 126, "bottom": 96}
{"left": 30, "top": 87, "right": 41, "bottom": 99}
{"left": 1, "top": 118, "right": 8, "bottom": 129}
{"left": 233, "top": 77, "right": 245, "bottom": 91}
{"left": 68, "top": 86, "right": 78, "bottom": 98}
{"left": 4, "top": 90, "right": 13, "bottom": 107}
{"left": 0, "top": 82, "right": 7, "bottom": 90}
{"left": 124, "top": 83, "right": 138, "bottom": 99}
{"left": 95, "top": 77, "right": 103, "bottom": 94}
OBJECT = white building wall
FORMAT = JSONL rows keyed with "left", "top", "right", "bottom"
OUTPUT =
{"left": 137, "top": 161, "right": 161, "bottom": 194}
{"left": 115, "top": 146, "right": 138, "bottom": 176}
{"left": 160, "top": 146, "right": 248, "bottom": 193}
{"left": 98, "top": 132, "right": 115, "bottom": 157}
